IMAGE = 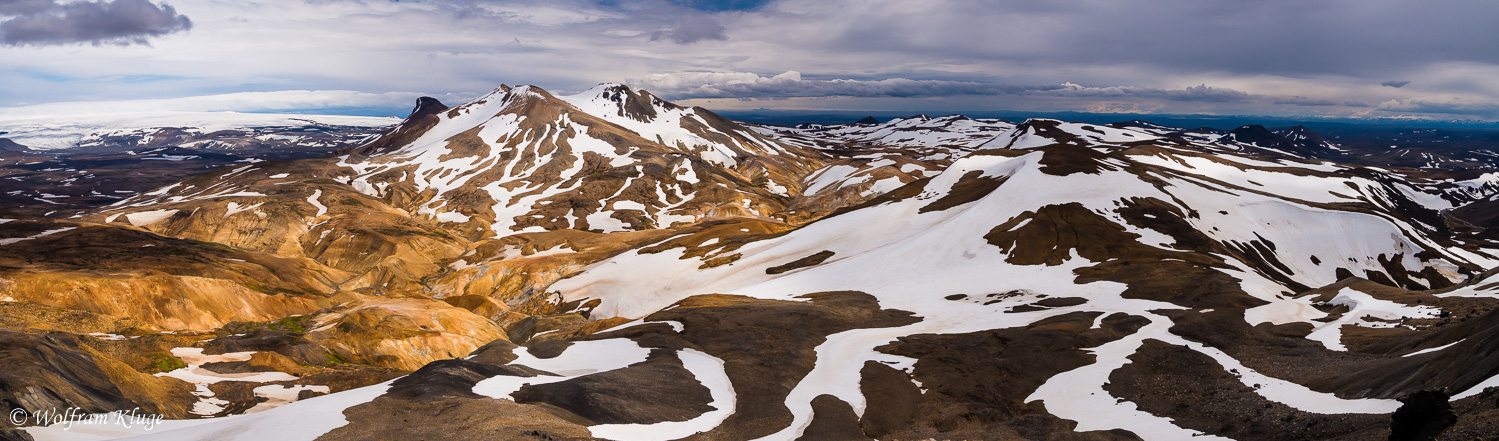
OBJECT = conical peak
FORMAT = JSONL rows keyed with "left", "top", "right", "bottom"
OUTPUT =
{"left": 1231, "top": 124, "right": 1273, "bottom": 134}
{"left": 581, "top": 83, "right": 634, "bottom": 100}
{"left": 408, "top": 97, "right": 449, "bottom": 120}
{"left": 564, "top": 83, "right": 681, "bottom": 123}
{"left": 1016, "top": 118, "right": 1065, "bottom": 128}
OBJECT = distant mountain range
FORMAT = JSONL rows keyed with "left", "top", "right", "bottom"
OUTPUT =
{"left": 721, "top": 109, "right": 1499, "bottom": 129}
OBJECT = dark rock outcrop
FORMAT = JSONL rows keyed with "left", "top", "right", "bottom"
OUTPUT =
{"left": 513, "top": 350, "right": 714, "bottom": 425}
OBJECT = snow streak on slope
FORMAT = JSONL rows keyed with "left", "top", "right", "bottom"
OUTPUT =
{"left": 1301, "top": 287, "right": 1440, "bottom": 351}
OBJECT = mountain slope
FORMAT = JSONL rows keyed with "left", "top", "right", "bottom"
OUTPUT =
{"left": 18, "top": 92, "right": 1499, "bottom": 440}
{"left": 537, "top": 119, "right": 1499, "bottom": 439}
{"left": 68, "top": 116, "right": 1499, "bottom": 441}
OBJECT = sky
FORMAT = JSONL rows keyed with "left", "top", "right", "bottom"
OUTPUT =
{"left": 1, "top": 0, "right": 1497, "bottom": 121}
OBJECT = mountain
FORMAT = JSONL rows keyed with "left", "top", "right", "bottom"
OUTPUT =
{"left": 10, "top": 87, "right": 1499, "bottom": 440}
{"left": 1109, "top": 121, "right": 1352, "bottom": 161}
{"left": 337, "top": 83, "right": 824, "bottom": 239}
{"left": 1278, "top": 125, "right": 1345, "bottom": 155}
{"left": 1215, "top": 124, "right": 1347, "bottom": 159}
{"left": 0, "top": 138, "right": 40, "bottom": 170}
{"left": 763, "top": 113, "right": 1015, "bottom": 153}
{"left": 522, "top": 118, "right": 1499, "bottom": 440}
{"left": 0, "top": 138, "right": 28, "bottom": 152}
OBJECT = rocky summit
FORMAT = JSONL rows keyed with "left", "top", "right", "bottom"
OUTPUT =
{"left": 5, "top": 83, "right": 1499, "bottom": 441}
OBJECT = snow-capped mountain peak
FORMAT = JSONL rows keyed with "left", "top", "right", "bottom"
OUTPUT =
{"left": 331, "top": 84, "right": 821, "bottom": 238}
{"left": 981, "top": 118, "right": 1161, "bottom": 150}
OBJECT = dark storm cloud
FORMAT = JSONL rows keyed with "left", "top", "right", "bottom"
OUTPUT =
{"left": 1382, "top": 80, "right": 1412, "bottom": 88}
{"left": 0, "top": 0, "right": 192, "bottom": 46}
{"left": 0, "top": 0, "right": 56, "bottom": 15}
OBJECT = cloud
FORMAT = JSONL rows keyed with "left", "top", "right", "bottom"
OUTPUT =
{"left": 1381, "top": 80, "right": 1412, "bottom": 88}
{"left": 1168, "top": 84, "right": 1253, "bottom": 102}
{"left": 1273, "top": 96, "right": 1339, "bottom": 106}
{"left": 1270, "top": 96, "right": 1370, "bottom": 107}
{"left": 631, "top": 71, "right": 1257, "bottom": 105}
{"left": 1375, "top": 97, "right": 1499, "bottom": 116}
{"left": 0, "top": 0, "right": 192, "bottom": 46}
{"left": 696, "top": 0, "right": 1499, "bottom": 85}
{"left": 0, "top": 0, "right": 56, "bottom": 15}
{"left": 1051, "top": 83, "right": 1253, "bottom": 102}
{"left": 631, "top": 71, "right": 1010, "bottom": 98}
{"left": 1084, "top": 102, "right": 1163, "bottom": 114}
{"left": 638, "top": 70, "right": 1073, "bottom": 97}
{"left": 649, "top": 15, "right": 726, "bottom": 44}
{"left": 630, "top": 70, "right": 1061, "bottom": 98}
{"left": 0, "top": 0, "right": 1495, "bottom": 120}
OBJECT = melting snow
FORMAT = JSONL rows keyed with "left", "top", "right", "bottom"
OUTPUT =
{"left": 124, "top": 209, "right": 179, "bottom": 226}
{"left": 0, "top": 227, "right": 75, "bottom": 246}
{"left": 306, "top": 189, "right": 327, "bottom": 218}
{"left": 1303, "top": 288, "right": 1440, "bottom": 351}
{"left": 472, "top": 339, "right": 652, "bottom": 398}
{"left": 1403, "top": 339, "right": 1464, "bottom": 357}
